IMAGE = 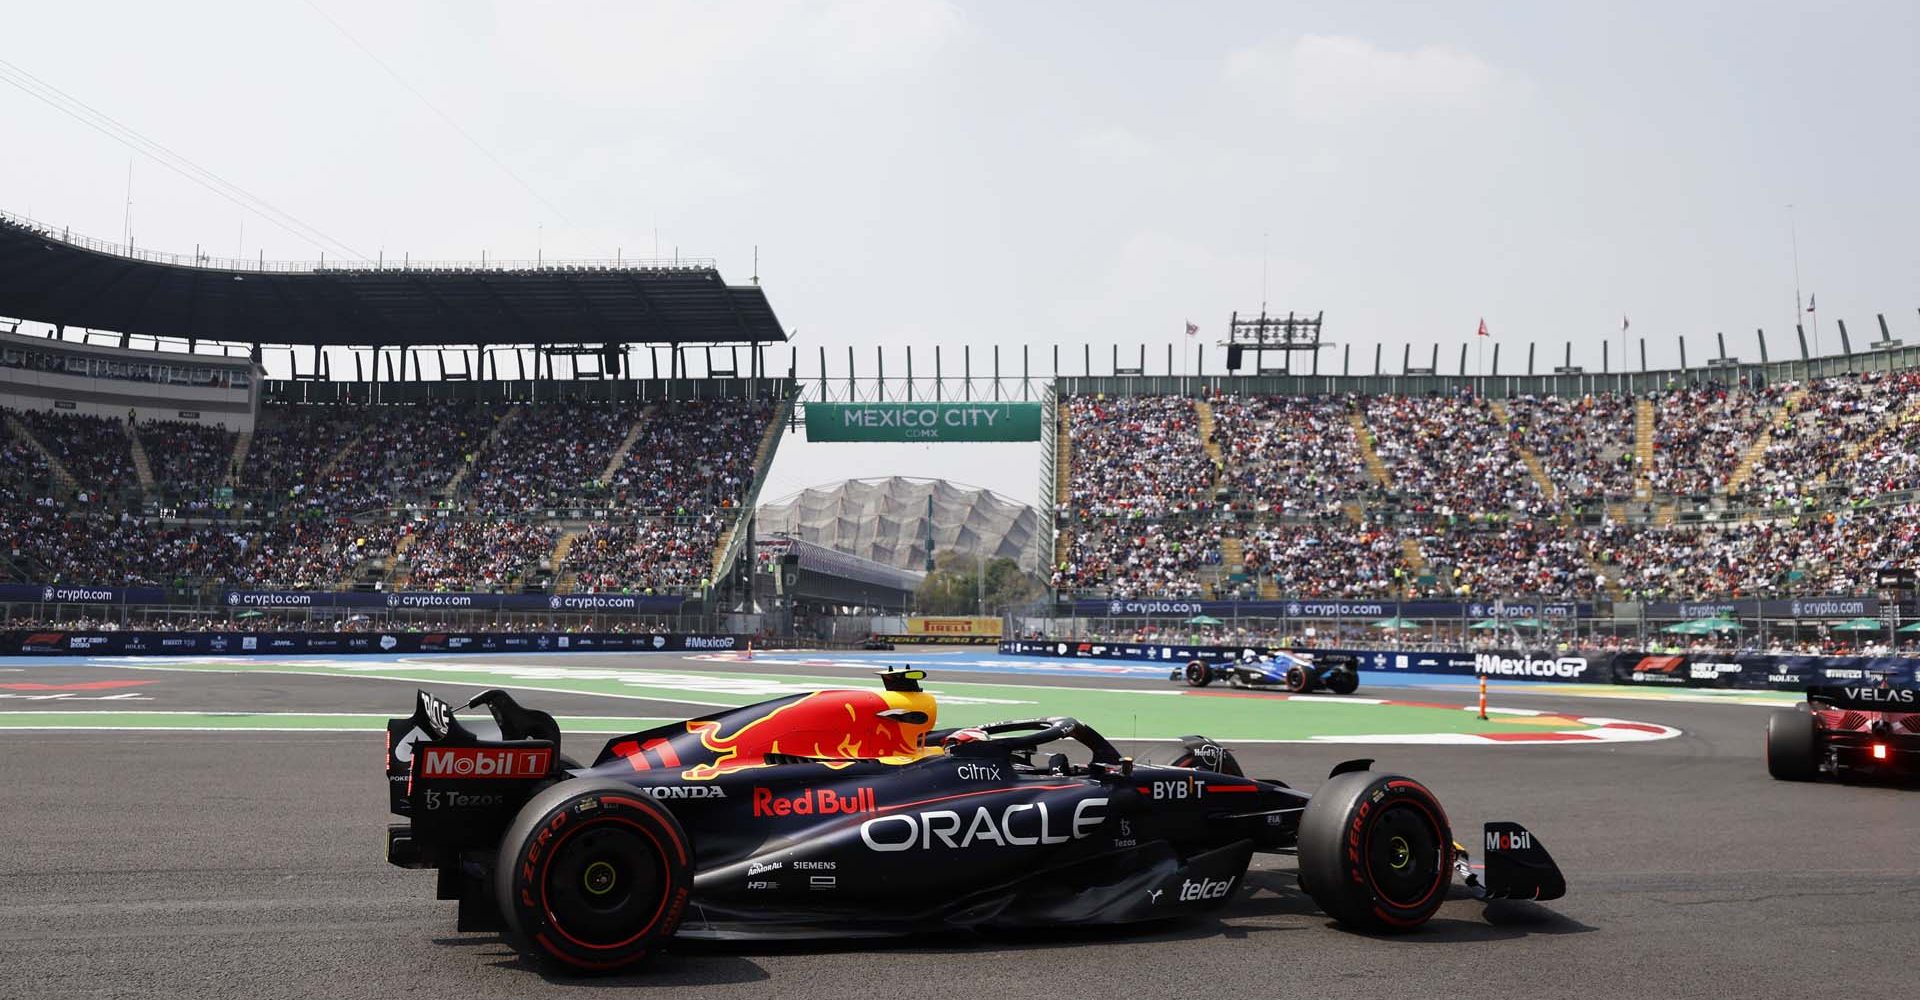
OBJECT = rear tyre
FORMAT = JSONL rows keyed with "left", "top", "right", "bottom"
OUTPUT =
{"left": 496, "top": 779, "right": 692, "bottom": 974}
{"left": 1325, "top": 671, "right": 1359, "bottom": 695}
{"left": 1765, "top": 709, "right": 1820, "bottom": 781}
{"left": 1298, "top": 771, "right": 1452, "bottom": 932}
{"left": 1183, "top": 661, "right": 1213, "bottom": 687}
{"left": 1284, "top": 665, "right": 1315, "bottom": 693}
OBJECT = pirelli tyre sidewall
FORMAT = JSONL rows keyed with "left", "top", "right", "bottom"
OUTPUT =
{"left": 1298, "top": 772, "right": 1452, "bottom": 932}
{"left": 1765, "top": 708, "right": 1820, "bottom": 781}
{"left": 1284, "top": 665, "right": 1314, "bottom": 693}
{"left": 1183, "top": 660, "right": 1213, "bottom": 687}
{"left": 496, "top": 779, "right": 693, "bottom": 974}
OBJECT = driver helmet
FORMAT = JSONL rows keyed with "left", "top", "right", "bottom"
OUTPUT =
{"left": 942, "top": 727, "right": 991, "bottom": 748}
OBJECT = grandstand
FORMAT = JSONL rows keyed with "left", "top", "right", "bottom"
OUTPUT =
{"left": 0, "top": 213, "right": 792, "bottom": 624}
{"left": 756, "top": 477, "right": 1042, "bottom": 573}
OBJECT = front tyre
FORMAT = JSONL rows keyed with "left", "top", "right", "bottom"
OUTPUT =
{"left": 1298, "top": 771, "right": 1452, "bottom": 931}
{"left": 496, "top": 779, "right": 693, "bottom": 974}
{"left": 1183, "top": 660, "right": 1213, "bottom": 687}
{"left": 1765, "top": 709, "right": 1820, "bottom": 781}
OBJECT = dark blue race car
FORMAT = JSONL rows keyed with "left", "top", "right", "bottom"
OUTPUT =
{"left": 1173, "top": 650, "right": 1360, "bottom": 695}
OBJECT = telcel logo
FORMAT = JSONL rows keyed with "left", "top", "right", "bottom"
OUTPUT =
{"left": 1179, "top": 876, "right": 1235, "bottom": 902}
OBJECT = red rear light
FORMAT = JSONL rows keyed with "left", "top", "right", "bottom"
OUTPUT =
{"left": 1872, "top": 743, "right": 1889, "bottom": 761}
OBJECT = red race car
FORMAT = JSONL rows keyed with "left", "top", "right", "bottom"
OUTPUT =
{"left": 1767, "top": 682, "right": 1919, "bottom": 783}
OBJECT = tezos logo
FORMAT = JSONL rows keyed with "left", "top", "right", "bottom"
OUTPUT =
{"left": 424, "top": 789, "right": 503, "bottom": 810}
{"left": 955, "top": 762, "right": 1002, "bottom": 781}
{"left": 1179, "top": 876, "right": 1235, "bottom": 902}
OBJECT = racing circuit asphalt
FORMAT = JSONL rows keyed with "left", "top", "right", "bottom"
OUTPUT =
{"left": 1, "top": 649, "right": 1915, "bottom": 1000}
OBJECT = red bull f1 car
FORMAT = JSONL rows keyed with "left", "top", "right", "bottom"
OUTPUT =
{"left": 1767, "top": 683, "right": 1920, "bottom": 782}
{"left": 384, "top": 669, "right": 1565, "bottom": 973}
{"left": 1175, "top": 650, "right": 1360, "bottom": 694}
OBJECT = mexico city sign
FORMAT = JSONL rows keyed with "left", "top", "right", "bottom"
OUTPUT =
{"left": 804, "top": 402, "right": 1042, "bottom": 442}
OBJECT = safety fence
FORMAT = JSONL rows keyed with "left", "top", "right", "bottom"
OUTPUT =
{"left": 997, "top": 640, "right": 1920, "bottom": 691}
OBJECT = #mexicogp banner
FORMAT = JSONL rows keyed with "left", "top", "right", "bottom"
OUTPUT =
{"left": 805, "top": 403, "right": 1043, "bottom": 442}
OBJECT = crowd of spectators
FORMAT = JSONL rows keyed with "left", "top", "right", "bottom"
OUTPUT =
{"left": 468, "top": 401, "right": 639, "bottom": 512}
{"left": 10, "top": 407, "right": 135, "bottom": 495}
{"left": 137, "top": 419, "right": 235, "bottom": 496}
{"left": 1411, "top": 515, "right": 1599, "bottom": 599}
{"left": 564, "top": 515, "right": 724, "bottom": 594}
{"left": 1238, "top": 521, "right": 1406, "bottom": 599}
{"left": 1738, "top": 371, "right": 1920, "bottom": 505}
{"left": 308, "top": 401, "right": 498, "bottom": 511}
{"left": 1065, "top": 396, "right": 1214, "bottom": 516}
{"left": 1052, "top": 518, "right": 1222, "bottom": 598}
{"left": 1208, "top": 394, "right": 1366, "bottom": 517}
{"left": 1649, "top": 380, "right": 1789, "bottom": 496}
{"left": 1504, "top": 393, "right": 1637, "bottom": 503}
{"left": 1362, "top": 393, "right": 1556, "bottom": 516}
{"left": 241, "top": 406, "right": 364, "bottom": 502}
{"left": 608, "top": 399, "right": 771, "bottom": 512}
{"left": 400, "top": 517, "right": 558, "bottom": 591}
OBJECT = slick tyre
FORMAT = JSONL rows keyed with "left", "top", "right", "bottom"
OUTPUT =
{"left": 1765, "top": 708, "right": 1820, "bottom": 781}
{"left": 1298, "top": 771, "right": 1452, "bottom": 932}
{"left": 1183, "top": 661, "right": 1213, "bottom": 687}
{"left": 1284, "top": 665, "right": 1315, "bottom": 693}
{"left": 496, "top": 779, "right": 692, "bottom": 974}
{"left": 1325, "top": 671, "right": 1359, "bottom": 695}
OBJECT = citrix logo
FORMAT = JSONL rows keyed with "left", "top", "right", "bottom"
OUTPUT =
{"left": 954, "top": 762, "right": 1002, "bottom": 781}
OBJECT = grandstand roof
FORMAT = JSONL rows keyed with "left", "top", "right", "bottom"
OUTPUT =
{"left": 758, "top": 477, "right": 1042, "bottom": 573}
{"left": 0, "top": 212, "right": 786, "bottom": 348}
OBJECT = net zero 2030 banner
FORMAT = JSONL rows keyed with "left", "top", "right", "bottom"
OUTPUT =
{"left": 804, "top": 402, "right": 1043, "bottom": 442}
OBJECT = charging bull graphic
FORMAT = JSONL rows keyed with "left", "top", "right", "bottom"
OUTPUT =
{"left": 611, "top": 686, "right": 942, "bottom": 781}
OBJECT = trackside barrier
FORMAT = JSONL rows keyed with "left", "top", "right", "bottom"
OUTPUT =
{"left": 997, "top": 641, "right": 1920, "bottom": 691}
{"left": 2, "top": 631, "right": 750, "bottom": 656}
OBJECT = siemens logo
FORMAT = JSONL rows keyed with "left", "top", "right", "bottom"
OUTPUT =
{"left": 1474, "top": 653, "right": 1589, "bottom": 678}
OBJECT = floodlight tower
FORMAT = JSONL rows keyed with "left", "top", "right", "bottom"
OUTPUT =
{"left": 1223, "top": 310, "right": 1326, "bottom": 374}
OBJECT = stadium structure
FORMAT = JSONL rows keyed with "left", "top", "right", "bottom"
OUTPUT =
{"left": 756, "top": 477, "right": 1042, "bottom": 572}
{"left": 5, "top": 207, "right": 1920, "bottom": 647}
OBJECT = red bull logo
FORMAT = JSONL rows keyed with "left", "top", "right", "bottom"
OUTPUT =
{"left": 751, "top": 786, "right": 878, "bottom": 818}
{"left": 680, "top": 689, "right": 936, "bottom": 780}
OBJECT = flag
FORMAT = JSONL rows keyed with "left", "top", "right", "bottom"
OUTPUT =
{"left": 1184, "top": 320, "right": 1199, "bottom": 337}
{"left": 1806, "top": 294, "right": 1816, "bottom": 313}
{"left": 1477, "top": 318, "right": 1489, "bottom": 338}
{"left": 1621, "top": 314, "right": 1630, "bottom": 333}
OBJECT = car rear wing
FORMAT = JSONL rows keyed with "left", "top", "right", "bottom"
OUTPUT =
{"left": 1806, "top": 685, "right": 1920, "bottom": 712}
{"left": 384, "top": 689, "right": 565, "bottom": 867}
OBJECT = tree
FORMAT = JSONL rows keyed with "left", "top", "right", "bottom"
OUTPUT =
{"left": 915, "top": 550, "right": 1043, "bottom": 615}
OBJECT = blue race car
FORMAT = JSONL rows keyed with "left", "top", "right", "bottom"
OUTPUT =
{"left": 1173, "top": 650, "right": 1360, "bottom": 694}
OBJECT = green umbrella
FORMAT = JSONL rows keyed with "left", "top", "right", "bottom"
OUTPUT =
{"left": 1700, "top": 618, "right": 1745, "bottom": 632}
{"left": 234, "top": 609, "right": 265, "bottom": 619}
{"left": 1661, "top": 618, "right": 1741, "bottom": 635}
{"left": 1507, "top": 617, "right": 1552, "bottom": 629}
{"left": 1370, "top": 616, "right": 1422, "bottom": 630}
{"left": 1897, "top": 621, "right": 1920, "bottom": 634}
{"left": 1467, "top": 618, "right": 1505, "bottom": 631}
{"left": 1184, "top": 615, "right": 1224, "bottom": 626}
{"left": 1831, "top": 617, "right": 1885, "bottom": 633}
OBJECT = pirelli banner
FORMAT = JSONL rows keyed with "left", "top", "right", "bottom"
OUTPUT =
{"left": 804, "top": 403, "right": 1043, "bottom": 442}
{"left": 907, "top": 617, "right": 1002, "bottom": 638}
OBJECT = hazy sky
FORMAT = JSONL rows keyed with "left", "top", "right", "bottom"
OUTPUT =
{"left": 4, "top": 1, "right": 1916, "bottom": 507}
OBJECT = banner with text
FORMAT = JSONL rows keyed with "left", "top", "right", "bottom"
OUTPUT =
{"left": 805, "top": 402, "right": 1043, "bottom": 442}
